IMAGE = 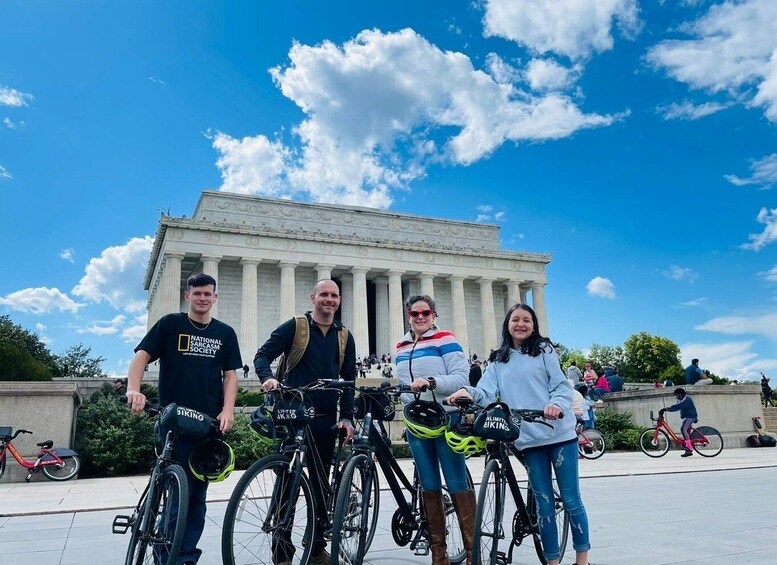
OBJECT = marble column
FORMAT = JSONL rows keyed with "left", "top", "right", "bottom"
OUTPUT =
{"left": 374, "top": 276, "right": 390, "bottom": 358}
{"left": 530, "top": 282, "right": 549, "bottom": 336}
{"left": 340, "top": 273, "right": 353, "bottom": 330}
{"left": 419, "top": 272, "right": 435, "bottom": 298}
{"left": 351, "top": 267, "right": 370, "bottom": 358}
{"left": 479, "top": 278, "right": 497, "bottom": 355}
{"left": 315, "top": 263, "right": 335, "bottom": 282}
{"left": 519, "top": 285, "right": 529, "bottom": 305}
{"left": 240, "top": 259, "right": 260, "bottom": 363}
{"left": 279, "top": 262, "right": 297, "bottom": 322}
{"left": 388, "top": 270, "right": 405, "bottom": 345}
{"left": 448, "top": 275, "right": 470, "bottom": 355}
{"left": 505, "top": 280, "right": 521, "bottom": 308}
{"left": 162, "top": 252, "right": 184, "bottom": 315}
{"left": 201, "top": 255, "right": 221, "bottom": 318}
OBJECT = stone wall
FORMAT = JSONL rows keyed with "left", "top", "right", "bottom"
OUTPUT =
{"left": 601, "top": 384, "right": 763, "bottom": 447}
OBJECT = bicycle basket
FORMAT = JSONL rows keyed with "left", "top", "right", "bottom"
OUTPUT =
{"left": 354, "top": 391, "right": 396, "bottom": 422}
{"left": 159, "top": 403, "right": 212, "bottom": 438}
{"left": 473, "top": 402, "right": 521, "bottom": 442}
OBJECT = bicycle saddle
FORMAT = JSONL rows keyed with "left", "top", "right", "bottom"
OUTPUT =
{"left": 37, "top": 440, "right": 53, "bottom": 449}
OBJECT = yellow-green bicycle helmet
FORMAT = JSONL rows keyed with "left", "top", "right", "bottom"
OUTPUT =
{"left": 445, "top": 422, "right": 486, "bottom": 456}
{"left": 189, "top": 438, "right": 235, "bottom": 483}
{"left": 403, "top": 399, "right": 449, "bottom": 439}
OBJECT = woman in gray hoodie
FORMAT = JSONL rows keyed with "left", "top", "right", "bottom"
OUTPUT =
{"left": 447, "top": 303, "right": 591, "bottom": 565}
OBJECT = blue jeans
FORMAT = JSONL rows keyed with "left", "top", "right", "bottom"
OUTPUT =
{"left": 406, "top": 414, "right": 469, "bottom": 493}
{"left": 522, "top": 440, "right": 590, "bottom": 560}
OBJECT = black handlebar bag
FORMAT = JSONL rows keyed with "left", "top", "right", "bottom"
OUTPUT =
{"left": 272, "top": 391, "right": 316, "bottom": 434}
{"left": 159, "top": 403, "right": 213, "bottom": 438}
{"left": 353, "top": 392, "right": 396, "bottom": 422}
{"left": 473, "top": 402, "right": 521, "bottom": 442}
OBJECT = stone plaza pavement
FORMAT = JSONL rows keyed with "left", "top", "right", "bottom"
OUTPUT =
{"left": 2, "top": 448, "right": 777, "bottom": 564}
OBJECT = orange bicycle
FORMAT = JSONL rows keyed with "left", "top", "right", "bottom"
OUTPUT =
{"left": 639, "top": 410, "right": 723, "bottom": 457}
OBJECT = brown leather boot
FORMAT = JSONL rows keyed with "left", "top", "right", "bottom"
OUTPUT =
{"left": 422, "top": 490, "right": 450, "bottom": 565}
{"left": 451, "top": 489, "right": 476, "bottom": 565}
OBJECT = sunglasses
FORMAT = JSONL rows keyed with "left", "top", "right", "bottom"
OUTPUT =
{"left": 408, "top": 309, "right": 434, "bottom": 318}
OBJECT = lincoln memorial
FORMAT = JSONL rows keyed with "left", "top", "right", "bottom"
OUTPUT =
{"left": 143, "top": 191, "right": 552, "bottom": 367}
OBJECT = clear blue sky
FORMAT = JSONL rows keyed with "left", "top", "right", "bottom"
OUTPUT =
{"left": 1, "top": 1, "right": 775, "bottom": 380}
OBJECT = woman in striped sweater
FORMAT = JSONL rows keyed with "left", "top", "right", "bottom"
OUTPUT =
{"left": 396, "top": 294, "right": 472, "bottom": 565}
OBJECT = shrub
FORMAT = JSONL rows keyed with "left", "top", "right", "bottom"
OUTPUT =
{"left": 236, "top": 388, "right": 264, "bottom": 407}
{"left": 593, "top": 407, "right": 644, "bottom": 451}
{"left": 226, "top": 412, "right": 273, "bottom": 470}
{"left": 75, "top": 391, "right": 155, "bottom": 477}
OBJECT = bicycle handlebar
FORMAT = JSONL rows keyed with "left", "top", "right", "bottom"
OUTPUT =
{"left": 6, "top": 429, "right": 33, "bottom": 441}
{"left": 118, "top": 396, "right": 220, "bottom": 430}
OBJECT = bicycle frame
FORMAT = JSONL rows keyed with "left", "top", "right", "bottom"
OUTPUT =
{"left": 653, "top": 413, "right": 709, "bottom": 447}
{"left": 0, "top": 440, "right": 68, "bottom": 471}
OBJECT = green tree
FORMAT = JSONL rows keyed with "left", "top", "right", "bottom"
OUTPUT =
{"left": 0, "top": 341, "right": 53, "bottom": 380}
{"left": 0, "top": 315, "right": 58, "bottom": 376}
{"left": 588, "top": 343, "right": 625, "bottom": 374}
{"left": 554, "top": 343, "right": 587, "bottom": 374}
{"left": 56, "top": 344, "right": 107, "bottom": 378}
{"left": 622, "top": 332, "right": 683, "bottom": 383}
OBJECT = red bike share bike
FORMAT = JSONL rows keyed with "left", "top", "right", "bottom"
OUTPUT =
{"left": 0, "top": 427, "right": 81, "bottom": 482}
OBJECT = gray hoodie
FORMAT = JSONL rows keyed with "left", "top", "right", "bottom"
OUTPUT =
{"left": 465, "top": 345, "right": 576, "bottom": 450}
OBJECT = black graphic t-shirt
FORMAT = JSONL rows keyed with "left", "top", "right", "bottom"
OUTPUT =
{"left": 136, "top": 313, "right": 242, "bottom": 418}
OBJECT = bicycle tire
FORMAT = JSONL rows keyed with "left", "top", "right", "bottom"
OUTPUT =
{"left": 472, "top": 459, "right": 503, "bottom": 565}
{"left": 527, "top": 484, "right": 570, "bottom": 564}
{"left": 577, "top": 429, "right": 606, "bottom": 460}
{"left": 330, "top": 453, "right": 380, "bottom": 564}
{"left": 0, "top": 452, "right": 5, "bottom": 481}
{"left": 222, "top": 454, "right": 315, "bottom": 565}
{"left": 126, "top": 464, "right": 189, "bottom": 565}
{"left": 639, "top": 428, "right": 670, "bottom": 457}
{"left": 442, "top": 467, "right": 474, "bottom": 564}
{"left": 42, "top": 455, "right": 81, "bottom": 481}
{"left": 692, "top": 426, "right": 724, "bottom": 457}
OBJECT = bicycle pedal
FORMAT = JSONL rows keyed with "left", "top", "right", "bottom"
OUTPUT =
{"left": 411, "top": 540, "right": 430, "bottom": 556}
{"left": 495, "top": 551, "right": 508, "bottom": 565}
{"left": 112, "top": 515, "right": 132, "bottom": 534}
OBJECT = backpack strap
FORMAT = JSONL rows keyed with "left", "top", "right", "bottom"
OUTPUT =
{"left": 275, "top": 315, "right": 310, "bottom": 381}
{"left": 338, "top": 326, "right": 350, "bottom": 372}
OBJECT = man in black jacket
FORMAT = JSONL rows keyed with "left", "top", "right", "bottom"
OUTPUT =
{"left": 255, "top": 279, "right": 356, "bottom": 565}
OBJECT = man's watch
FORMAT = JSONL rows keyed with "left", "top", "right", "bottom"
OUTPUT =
{"left": 427, "top": 377, "right": 437, "bottom": 390}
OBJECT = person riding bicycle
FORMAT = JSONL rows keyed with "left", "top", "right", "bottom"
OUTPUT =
{"left": 660, "top": 387, "right": 697, "bottom": 457}
{"left": 126, "top": 272, "right": 242, "bottom": 565}
{"left": 447, "top": 303, "right": 592, "bottom": 565}
{"left": 396, "top": 294, "right": 473, "bottom": 565}
{"left": 255, "top": 279, "right": 356, "bottom": 565}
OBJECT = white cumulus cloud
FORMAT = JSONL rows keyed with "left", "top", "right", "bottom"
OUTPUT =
{"left": 0, "top": 287, "right": 84, "bottom": 315}
{"left": 524, "top": 59, "right": 580, "bottom": 91}
{"left": 695, "top": 310, "right": 777, "bottom": 341}
{"left": 72, "top": 236, "right": 154, "bottom": 313}
{"left": 741, "top": 208, "right": 777, "bottom": 251}
{"left": 656, "top": 100, "right": 731, "bottom": 120}
{"left": 681, "top": 340, "right": 777, "bottom": 381}
{"left": 214, "top": 29, "right": 619, "bottom": 208}
{"left": 0, "top": 85, "right": 33, "bottom": 107}
{"left": 646, "top": 0, "right": 777, "bottom": 122}
{"left": 761, "top": 265, "right": 777, "bottom": 283}
{"left": 662, "top": 265, "right": 698, "bottom": 282}
{"left": 725, "top": 154, "right": 777, "bottom": 189}
{"left": 76, "top": 315, "right": 127, "bottom": 336}
{"left": 122, "top": 313, "right": 148, "bottom": 344}
{"left": 59, "top": 248, "right": 75, "bottom": 263}
{"left": 483, "top": 0, "right": 641, "bottom": 60}
{"left": 586, "top": 276, "right": 616, "bottom": 299}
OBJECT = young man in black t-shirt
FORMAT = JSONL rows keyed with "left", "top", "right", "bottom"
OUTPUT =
{"left": 127, "top": 273, "right": 242, "bottom": 565}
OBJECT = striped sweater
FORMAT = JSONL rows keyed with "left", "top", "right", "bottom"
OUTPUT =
{"left": 395, "top": 328, "right": 469, "bottom": 411}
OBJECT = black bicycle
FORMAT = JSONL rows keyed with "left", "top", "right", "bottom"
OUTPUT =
{"left": 221, "top": 379, "right": 355, "bottom": 565}
{"left": 330, "top": 382, "right": 472, "bottom": 565}
{"left": 472, "top": 406, "right": 570, "bottom": 565}
{"left": 113, "top": 398, "right": 218, "bottom": 565}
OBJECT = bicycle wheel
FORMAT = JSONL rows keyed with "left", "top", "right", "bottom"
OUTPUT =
{"left": 126, "top": 464, "right": 189, "bottom": 565}
{"left": 577, "top": 429, "right": 606, "bottom": 460}
{"left": 443, "top": 467, "right": 474, "bottom": 564}
{"left": 472, "top": 460, "right": 503, "bottom": 565}
{"left": 639, "top": 428, "right": 670, "bottom": 457}
{"left": 692, "top": 426, "right": 724, "bottom": 457}
{"left": 330, "top": 453, "right": 380, "bottom": 564}
{"left": 42, "top": 455, "right": 81, "bottom": 481}
{"left": 527, "top": 484, "right": 570, "bottom": 564}
{"left": 222, "top": 454, "right": 315, "bottom": 565}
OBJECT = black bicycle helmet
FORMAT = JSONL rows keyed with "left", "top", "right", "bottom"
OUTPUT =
{"left": 250, "top": 406, "right": 278, "bottom": 447}
{"left": 189, "top": 438, "right": 235, "bottom": 483}
{"left": 402, "top": 399, "right": 449, "bottom": 439}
